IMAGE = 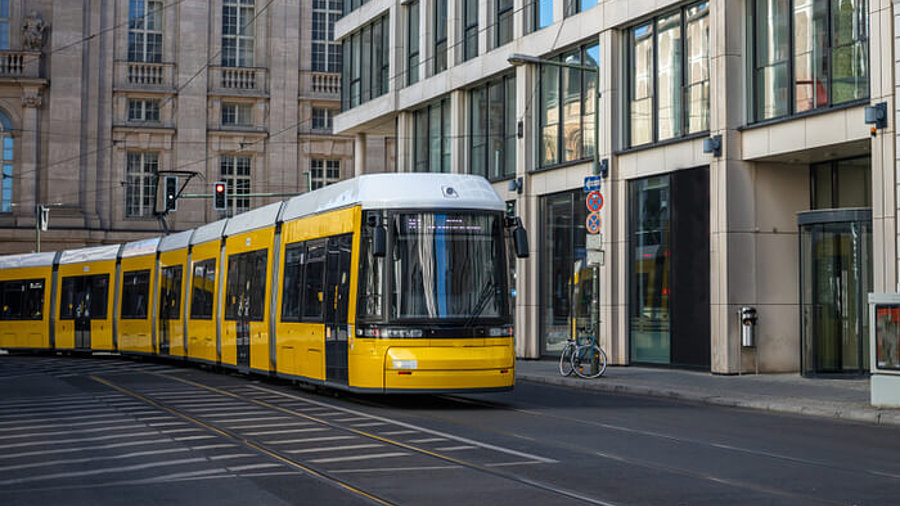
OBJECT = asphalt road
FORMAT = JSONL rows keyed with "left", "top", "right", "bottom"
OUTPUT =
{"left": 1, "top": 354, "right": 899, "bottom": 505}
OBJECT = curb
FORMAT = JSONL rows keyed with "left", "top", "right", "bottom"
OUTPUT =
{"left": 517, "top": 373, "right": 900, "bottom": 428}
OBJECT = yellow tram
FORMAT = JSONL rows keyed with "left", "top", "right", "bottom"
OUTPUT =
{"left": 0, "top": 174, "right": 528, "bottom": 393}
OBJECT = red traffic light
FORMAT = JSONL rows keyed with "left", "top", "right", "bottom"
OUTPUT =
{"left": 215, "top": 183, "right": 225, "bottom": 193}
{"left": 213, "top": 181, "right": 227, "bottom": 210}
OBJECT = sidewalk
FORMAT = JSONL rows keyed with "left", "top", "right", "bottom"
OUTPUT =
{"left": 516, "top": 359, "right": 900, "bottom": 427}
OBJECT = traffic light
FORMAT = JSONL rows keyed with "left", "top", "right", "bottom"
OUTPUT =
{"left": 213, "top": 181, "right": 227, "bottom": 211}
{"left": 164, "top": 176, "right": 178, "bottom": 211}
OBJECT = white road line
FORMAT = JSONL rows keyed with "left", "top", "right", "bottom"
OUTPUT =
{"left": 208, "top": 454, "right": 256, "bottom": 461}
{"left": 331, "top": 465, "right": 459, "bottom": 474}
{"left": 435, "top": 445, "right": 477, "bottom": 451}
{"left": 248, "top": 384, "right": 558, "bottom": 464}
{"left": 0, "top": 423, "right": 149, "bottom": 440}
{"left": 121, "top": 467, "right": 229, "bottom": 485}
{"left": 0, "top": 457, "right": 210, "bottom": 486}
{"left": 380, "top": 430, "right": 418, "bottom": 436}
{"left": 139, "top": 417, "right": 178, "bottom": 422}
{"left": 160, "top": 428, "right": 204, "bottom": 434}
{"left": 484, "top": 461, "right": 544, "bottom": 468}
{"left": 285, "top": 443, "right": 384, "bottom": 454}
{"left": 243, "top": 428, "right": 326, "bottom": 436}
{"left": 229, "top": 422, "right": 311, "bottom": 430}
{"left": 148, "top": 422, "right": 187, "bottom": 427}
{"left": 308, "top": 452, "right": 409, "bottom": 464}
{"left": 213, "top": 417, "right": 291, "bottom": 423}
{"left": 269, "top": 435, "right": 356, "bottom": 445}
{"left": 332, "top": 417, "right": 370, "bottom": 422}
{"left": 238, "top": 471, "right": 304, "bottom": 477}
{"left": 226, "top": 463, "right": 282, "bottom": 472}
{"left": 351, "top": 422, "right": 390, "bottom": 427}
{"left": 174, "top": 435, "right": 217, "bottom": 441}
{"left": 0, "top": 431, "right": 163, "bottom": 450}
{"left": 0, "top": 447, "right": 192, "bottom": 472}
{"left": 0, "top": 408, "right": 119, "bottom": 420}
{"left": 0, "top": 413, "right": 128, "bottom": 426}
{"left": 190, "top": 444, "right": 238, "bottom": 451}
{"left": 0, "top": 418, "right": 137, "bottom": 432}
{"left": 0, "top": 438, "right": 175, "bottom": 460}
{"left": 198, "top": 411, "right": 272, "bottom": 418}
{"left": 407, "top": 437, "right": 448, "bottom": 443}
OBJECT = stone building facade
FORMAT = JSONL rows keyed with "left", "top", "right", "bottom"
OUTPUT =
{"left": 336, "top": 0, "right": 893, "bottom": 375}
{"left": 0, "top": 0, "right": 392, "bottom": 254}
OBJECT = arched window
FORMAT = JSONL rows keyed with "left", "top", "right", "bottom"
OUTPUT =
{"left": 0, "top": 110, "right": 14, "bottom": 213}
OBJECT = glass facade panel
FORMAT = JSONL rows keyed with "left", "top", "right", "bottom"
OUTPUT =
{"left": 794, "top": 0, "right": 829, "bottom": 112}
{"left": 685, "top": 3, "right": 710, "bottom": 133}
{"left": 811, "top": 156, "right": 871, "bottom": 209}
{"left": 657, "top": 12, "right": 683, "bottom": 141}
{"left": 535, "top": 0, "right": 553, "bottom": 30}
{"left": 630, "top": 176, "right": 671, "bottom": 363}
{"left": 630, "top": 23, "right": 654, "bottom": 146}
{"left": 830, "top": 0, "right": 868, "bottom": 104}
{"left": 412, "top": 98, "right": 450, "bottom": 173}
{"left": 341, "top": 15, "right": 389, "bottom": 110}
{"left": 496, "top": 0, "right": 514, "bottom": 47}
{"left": 540, "top": 63, "right": 559, "bottom": 166}
{"left": 561, "top": 51, "right": 582, "bottom": 162}
{"left": 541, "top": 191, "right": 591, "bottom": 355}
{"left": 470, "top": 86, "right": 486, "bottom": 178}
{"left": 582, "top": 44, "right": 599, "bottom": 158}
{"left": 754, "top": 0, "right": 791, "bottom": 120}
{"left": 407, "top": 1, "right": 419, "bottom": 86}
{"left": 464, "top": 0, "right": 478, "bottom": 61}
{"left": 434, "top": 0, "right": 448, "bottom": 74}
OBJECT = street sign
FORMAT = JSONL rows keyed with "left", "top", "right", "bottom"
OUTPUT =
{"left": 583, "top": 175, "right": 602, "bottom": 193}
{"left": 586, "top": 191, "right": 604, "bottom": 212}
{"left": 586, "top": 212, "right": 602, "bottom": 234}
{"left": 587, "top": 249, "right": 605, "bottom": 266}
{"left": 586, "top": 233, "right": 602, "bottom": 250}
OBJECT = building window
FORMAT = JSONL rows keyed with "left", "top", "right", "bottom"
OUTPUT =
{"left": 311, "top": 107, "right": 334, "bottom": 131}
{"left": 312, "top": 0, "right": 342, "bottom": 73}
{"left": 220, "top": 155, "right": 251, "bottom": 215}
{"left": 0, "top": 1, "right": 10, "bottom": 50}
{"left": 626, "top": 2, "right": 709, "bottom": 147}
{"left": 564, "top": 0, "right": 598, "bottom": 17}
{"left": 407, "top": 1, "right": 420, "bottom": 86}
{"left": 463, "top": 0, "right": 478, "bottom": 61}
{"left": 469, "top": 75, "right": 516, "bottom": 180}
{"left": 495, "top": 0, "right": 514, "bottom": 48}
{"left": 531, "top": 0, "right": 553, "bottom": 33}
{"left": 433, "top": 0, "right": 448, "bottom": 74}
{"left": 342, "top": 14, "right": 389, "bottom": 110}
{"left": 413, "top": 98, "right": 451, "bottom": 173}
{"left": 221, "top": 102, "right": 253, "bottom": 126}
{"left": 125, "top": 152, "right": 158, "bottom": 217}
{"left": 127, "top": 99, "right": 160, "bottom": 122}
{"left": 0, "top": 112, "right": 12, "bottom": 214}
{"left": 751, "top": 0, "right": 868, "bottom": 122}
{"left": 811, "top": 156, "right": 871, "bottom": 209}
{"left": 342, "top": 0, "right": 366, "bottom": 16}
{"left": 310, "top": 159, "right": 341, "bottom": 190}
{"left": 222, "top": 0, "right": 255, "bottom": 68}
{"left": 128, "top": 0, "right": 163, "bottom": 63}
{"left": 539, "top": 42, "right": 599, "bottom": 168}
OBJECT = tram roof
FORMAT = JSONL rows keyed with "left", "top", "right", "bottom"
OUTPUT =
{"left": 280, "top": 173, "right": 505, "bottom": 223}
{"left": 120, "top": 237, "right": 161, "bottom": 259}
{"left": 190, "top": 219, "right": 227, "bottom": 246}
{"left": 0, "top": 251, "right": 58, "bottom": 269}
{"left": 58, "top": 244, "right": 122, "bottom": 265}
{"left": 158, "top": 230, "right": 193, "bottom": 253}
{"left": 224, "top": 201, "right": 283, "bottom": 237}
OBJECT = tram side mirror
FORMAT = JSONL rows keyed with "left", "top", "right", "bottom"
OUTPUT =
{"left": 513, "top": 218, "right": 529, "bottom": 258}
{"left": 367, "top": 214, "right": 386, "bottom": 258}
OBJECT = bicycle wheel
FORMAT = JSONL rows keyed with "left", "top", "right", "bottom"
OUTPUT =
{"left": 558, "top": 343, "right": 575, "bottom": 376}
{"left": 572, "top": 344, "right": 607, "bottom": 379}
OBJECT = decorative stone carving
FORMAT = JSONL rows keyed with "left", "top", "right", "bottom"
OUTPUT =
{"left": 22, "top": 88, "right": 42, "bottom": 108}
{"left": 22, "top": 11, "right": 47, "bottom": 51}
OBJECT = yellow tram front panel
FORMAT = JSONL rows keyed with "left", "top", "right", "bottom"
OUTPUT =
{"left": 56, "top": 259, "right": 117, "bottom": 351}
{"left": 222, "top": 227, "right": 274, "bottom": 372}
{"left": 0, "top": 261, "right": 54, "bottom": 349}
{"left": 117, "top": 253, "right": 157, "bottom": 354}
{"left": 186, "top": 240, "right": 220, "bottom": 365}
{"left": 159, "top": 249, "right": 188, "bottom": 358}
{"left": 275, "top": 206, "right": 361, "bottom": 383}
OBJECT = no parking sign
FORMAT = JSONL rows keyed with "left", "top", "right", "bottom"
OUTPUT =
{"left": 586, "top": 191, "right": 604, "bottom": 212}
{"left": 586, "top": 212, "right": 602, "bottom": 234}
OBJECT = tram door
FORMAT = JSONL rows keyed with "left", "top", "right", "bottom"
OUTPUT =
{"left": 74, "top": 290, "right": 91, "bottom": 350}
{"left": 64, "top": 274, "right": 109, "bottom": 350}
{"left": 226, "top": 249, "right": 267, "bottom": 371}
{"left": 158, "top": 266, "right": 182, "bottom": 356}
{"left": 325, "top": 235, "right": 352, "bottom": 384}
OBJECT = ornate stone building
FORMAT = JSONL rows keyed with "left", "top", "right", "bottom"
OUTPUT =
{"left": 0, "top": 0, "right": 391, "bottom": 254}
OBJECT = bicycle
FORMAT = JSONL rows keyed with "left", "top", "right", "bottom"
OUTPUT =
{"left": 558, "top": 327, "right": 607, "bottom": 379}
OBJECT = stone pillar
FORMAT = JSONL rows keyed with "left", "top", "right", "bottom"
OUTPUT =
{"left": 17, "top": 87, "right": 42, "bottom": 224}
{"left": 449, "top": 90, "right": 465, "bottom": 174}
{"left": 354, "top": 133, "right": 367, "bottom": 177}
{"left": 515, "top": 61, "right": 539, "bottom": 359}
{"left": 395, "top": 111, "right": 412, "bottom": 172}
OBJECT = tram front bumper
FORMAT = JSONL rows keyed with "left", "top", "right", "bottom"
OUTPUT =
{"left": 383, "top": 345, "right": 515, "bottom": 391}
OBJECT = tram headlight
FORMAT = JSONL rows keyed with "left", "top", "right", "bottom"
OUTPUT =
{"left": 356, "top": 326, "right": 424, "bottom": 339}
{"left": 488, "top": 326, "right": 514, "bottom": 337}
{"left": 392, "top": 359, "right": 418, "bottom": 370}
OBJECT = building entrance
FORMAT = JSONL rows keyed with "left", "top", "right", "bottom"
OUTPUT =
{"left": 799, "top": 209, "right": 872, "bottom": 376}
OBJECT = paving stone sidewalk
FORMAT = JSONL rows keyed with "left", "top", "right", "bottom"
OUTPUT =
{"left": 516, "top": 359, "right": 900, "bottom": 427}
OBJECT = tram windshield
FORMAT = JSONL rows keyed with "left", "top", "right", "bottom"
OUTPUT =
{"left": 389, "top": 212, "right": 506, "bottom": 322}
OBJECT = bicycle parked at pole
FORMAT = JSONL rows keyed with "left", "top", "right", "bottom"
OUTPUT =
{"left": 559, "top": 325, "right": 607, "bottom": 379}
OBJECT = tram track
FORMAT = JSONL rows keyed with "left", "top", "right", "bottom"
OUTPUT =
{"left": 90, "top": 371, "right": 614, "bottom": 506}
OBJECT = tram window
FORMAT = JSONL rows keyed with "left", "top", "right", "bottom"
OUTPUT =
{"left": 121, "top": 270, "right": 150, "bottom": 319}
{"left": 60, "top": 277, "right": 76, "bottom": 319}
{"left": 249, "top": 250, "right": 267, "bottom": 320}
{"left": 160, "top": 266, "right": 183, "bottom": 320}
{"left": 88, "top": 275, "right": 109, "bottom": 319}
{"left": 190, "top": 259, "right": 216, "bottom": 319}
{"left": 358, "top": 224, "right": 384, "bottom": 319}
{"left": 225, "top": 249, "right": 267, "bottom": 321}
{"left": 0, "top": 279, "right": 42, "bottom": 320}
{"left": 281, "top": 243, "right": 305, "bottom": 322}
{"left": 303, "top": 240, "right": 326, "bottom": 321}
{"left": 225, "top": 255, "right": 240, "bottom": 320}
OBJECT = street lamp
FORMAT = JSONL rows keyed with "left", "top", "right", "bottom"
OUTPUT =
{"left": 507, "top": 52, "right": 602, "bottom": 178}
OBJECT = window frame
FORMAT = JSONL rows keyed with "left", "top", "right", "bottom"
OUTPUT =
{"left": 190, "top": 258, "right": 216, "bottom": 320}
{"left": 407, "top": 0, "right": 420, "bottom": 86}
{"left": 220, "top": 154, "right": 251, "bottom": 216}
{"left": 413, "top": 97, "right": 451, "bottom": 173}
{"left": 128, "top": 0, "right": 164, "bottom": 63}
{"left": 127, "top": 99, "right": 161, "bottom": 123}
{"left": 469, "top": 74, "right": 517, "bottom": 181}
{"left": 125, "top": 151, "right": 159, "bottom": 218}
{"left": 222, "top": 0, "right": 256, "bottom": 68}
{"left": 433, "top": 0, "right": 448, "bottom": 74}
{"left": 221, "top": 102, "right": 253, "bottom": 127}
{"left": 120, "top": 269, "right": 151, "bottom": 319}
{"left": 0, "top": 278, "right": 45, "bottom": 321}
{"left": 463, "top": 0, "right": 479, "bottom": 62}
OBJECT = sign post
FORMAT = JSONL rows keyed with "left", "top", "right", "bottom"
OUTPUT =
{"left": 584, "top": 187, "right": 605, "bottom": 376}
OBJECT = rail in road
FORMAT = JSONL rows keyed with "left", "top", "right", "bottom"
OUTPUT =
{"left": 0, "top": 356, "right": 601, "bottom": 505}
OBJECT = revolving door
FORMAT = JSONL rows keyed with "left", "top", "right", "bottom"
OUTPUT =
{"left": 799, "top": 209, "right": 872, "bottom": 376}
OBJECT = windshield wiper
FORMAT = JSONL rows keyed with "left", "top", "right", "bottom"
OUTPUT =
{"left": 463, "top": 280, "right": 495, "bottom": 328}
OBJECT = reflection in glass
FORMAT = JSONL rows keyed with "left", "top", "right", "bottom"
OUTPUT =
{"left": 657, "top": 12, "right": 682, "bottom": 140}
{"left": 754, "top": 0, "right": 791, "bottom": 120}
{"left": 541, "top": 64, "right": 560, "bottom": 166}
{"left": 562, "top": 51, "right": 582, "bottom": 162}
{"left": 793, "top": 0, "right": 829, "bottom": 112}
{"left": 630, "top": 23, "right": 654, "bottom": 146}
{"left": 685, "top": 2, "right": 709, "bottom": 133}
{"left": 831, "top": 0, "right": 868, "bottom": 104}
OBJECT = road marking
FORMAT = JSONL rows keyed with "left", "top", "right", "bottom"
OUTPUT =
{"left": 243, "top": 428, "right": 325, "bottom": 436}
{"left": 0, "top": 408, "right": 120, "bottom": 420}
{"left": 201, "top": 411, "right": 274, "bottom": 418}
{"left": 0, "top": 447, "right": 192, "bottom": 472}
{"left": 0, "top": 431, "right": 163, "bottom": 450}
{"left": 485, "top": 461, "right": 545, "bottom": 468}
{"left": 148, "top": 422, "right": 187, "bottom": 427}
{"left": 380, "top": 430, "right": 418, "bottom": 436}
{"left": 269, "top": 435, "right": 357, "bottom": 445}
{"left": 308, "top": 452, "right": 409, "bottom": 464}
{"left": 229, "top": 422, "right": 312, "bottom": 430}
{"left": 212, "top": 417, "right": 291, "bottom": 423}
{"left": 286, "top": 444, "right": 384, "bottom": 454}
{"left": 190, "top": 444, "right": 238, "bottom": 451}
{"left": 0, "top": 439, "right": 175, "bottom": 460}
{"left": 0, "top": 419, "right": 137, "bottom": 432}
{"left": 331, "top": 465, "right": 459, "bottom": 474}
{"left": 174, "top": 435, "right": 217, "bottom": 441}
{"left": 208, "top": 454, "right": 257, "bottom": 461}
{"left": 0, "top": 423, "right": 149, "bottom": 440}
{"left": 226, "top": 463, "right": 282, "bottom": 472}
{"left": 0, "top": 457, "right": 210, "bottom": 486}
{"left": 408, "top": 437, "right": 448, "bottom": 443}
{"left": 0, "top": 413, "right": 128, "bottom": 426}
{"left": 352, "top": 422, "right": 390, "bottom": 427}
{"left": 333, "top": 416, "right": 370, "bottom": 422}
{"left": 435, "top": 445, "right": 477, "bottom": 451}
{"left": 160, "top": 428, "right": 204, "bottom": 434}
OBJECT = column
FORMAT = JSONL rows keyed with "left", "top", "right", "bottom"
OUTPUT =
{"left": 17, "top": 88, "right": 41, "bottom": 224}
{"left": 515, "top": 62, "right": 539, "bottom": 359}
{"left": 354, "top": 133, "right": 367, "bottom": 177}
